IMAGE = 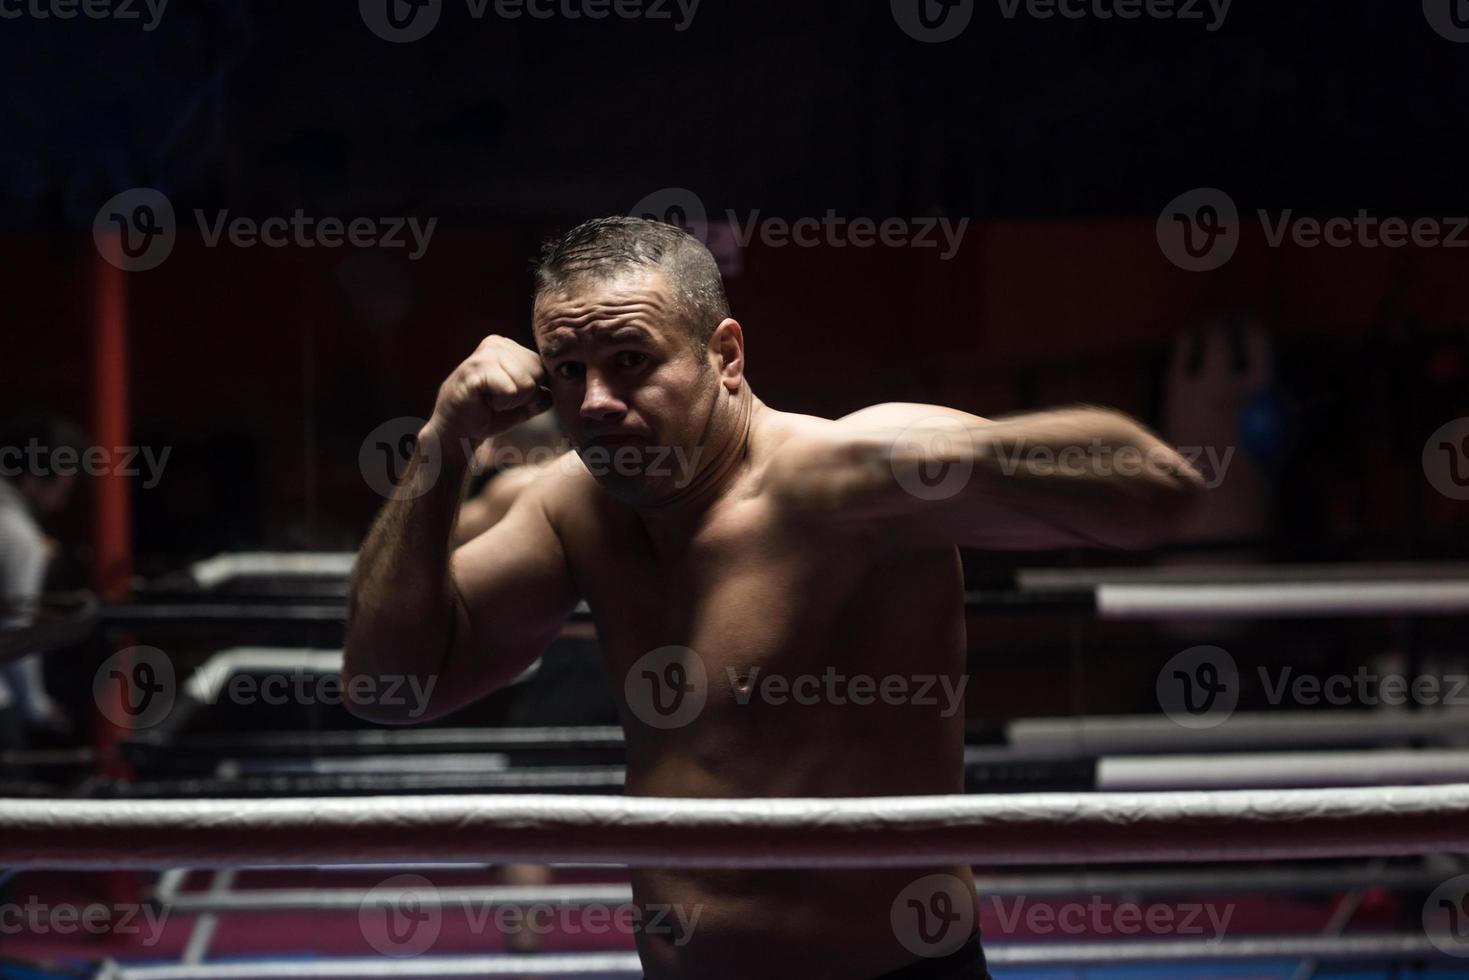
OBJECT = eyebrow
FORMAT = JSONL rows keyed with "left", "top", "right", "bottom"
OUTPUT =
{"left": 541, "top": 324, "right": 655, "bottom": 359}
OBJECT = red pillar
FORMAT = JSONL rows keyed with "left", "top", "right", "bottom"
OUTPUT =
{"left": 90, "top": 234, "right": 140, "bottom": 908}
{"left": 90, "top": 238, "right": 133, "bottom": 602}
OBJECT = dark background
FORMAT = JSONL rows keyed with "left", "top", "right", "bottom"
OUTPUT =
{"left": 3, "top": 0, "right": 1468, "bottom": 568}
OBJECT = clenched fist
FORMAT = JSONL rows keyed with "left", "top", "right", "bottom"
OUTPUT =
{"left": 422, "top": 335, "right": 553, "bottom": 463}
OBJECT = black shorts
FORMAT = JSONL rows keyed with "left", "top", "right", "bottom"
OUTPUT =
{"left": 875, "top": 933, "right": 990, "bottom": 979}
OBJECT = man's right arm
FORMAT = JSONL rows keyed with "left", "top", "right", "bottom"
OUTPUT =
{"left": 343, "top": 334, "right": 577, "bottom": 725}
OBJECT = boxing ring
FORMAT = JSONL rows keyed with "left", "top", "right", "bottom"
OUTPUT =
{"left": 6, "top": 786, "right": 1469, "bottom": 870}
{"left": 5, "top": 555, "right": 1469, "bottom": 978}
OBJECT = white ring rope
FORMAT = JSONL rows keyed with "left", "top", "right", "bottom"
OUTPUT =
{"left": 1096, "top": 581, "right": 1469, "bottom": 618}
{"left": 7, "top": 785, "right": 1469, "bottom": 870}
{"left": 101, "top": 935, "right": 1456, "bottom": 978}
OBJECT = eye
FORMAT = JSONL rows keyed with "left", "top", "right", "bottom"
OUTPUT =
{"left": 554, "top": 362, "right": 585, "bottom": 381}
{"left": 615, "top": 351, "right": 648, "bottom": 370}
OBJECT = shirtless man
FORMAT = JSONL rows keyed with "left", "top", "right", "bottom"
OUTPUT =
{"left": 345, "top": 217, "right": 1205, "bottom": 979}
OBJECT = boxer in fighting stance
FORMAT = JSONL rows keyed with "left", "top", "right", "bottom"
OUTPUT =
{"left": 346, "top": 218, "right": 1205, "bottom": 979}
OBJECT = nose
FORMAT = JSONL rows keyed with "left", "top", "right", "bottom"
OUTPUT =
{"left": 579, "top": 370, "right": 626, "bottom": 423}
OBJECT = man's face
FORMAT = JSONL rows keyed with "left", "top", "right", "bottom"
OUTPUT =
{"left": 533, "top": 267, "right": 716, "bottom": 505}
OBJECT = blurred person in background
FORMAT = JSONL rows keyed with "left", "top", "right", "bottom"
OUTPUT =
{"left": 0, "top": 413, "right": 84, "bottom": 767}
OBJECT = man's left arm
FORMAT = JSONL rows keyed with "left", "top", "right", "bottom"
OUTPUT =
{"left": 766, "top": 403, "right": 1207, "bottom": 551}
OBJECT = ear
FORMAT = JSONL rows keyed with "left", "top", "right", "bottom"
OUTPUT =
{"left": 708, "top": 319, "right": 745, "bottom": 391}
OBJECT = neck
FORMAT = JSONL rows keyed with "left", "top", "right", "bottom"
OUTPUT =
{"left": 635, "top": 383, "right": 759, "bottom": 539}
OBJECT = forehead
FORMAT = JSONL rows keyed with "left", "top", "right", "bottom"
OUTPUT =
{"left": 533, "top": 268, "right": 681, "bottom": 351}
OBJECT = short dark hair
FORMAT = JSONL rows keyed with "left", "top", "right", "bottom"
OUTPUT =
{"left": 0, "top": 413, "right": 90, "bottom": 482}
{"left": 534, "top": 217, "right": 731, "bottom": 355}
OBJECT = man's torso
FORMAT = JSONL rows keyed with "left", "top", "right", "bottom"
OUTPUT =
{"left": 548, "top": 414, "right": 976, "bottom": 979}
